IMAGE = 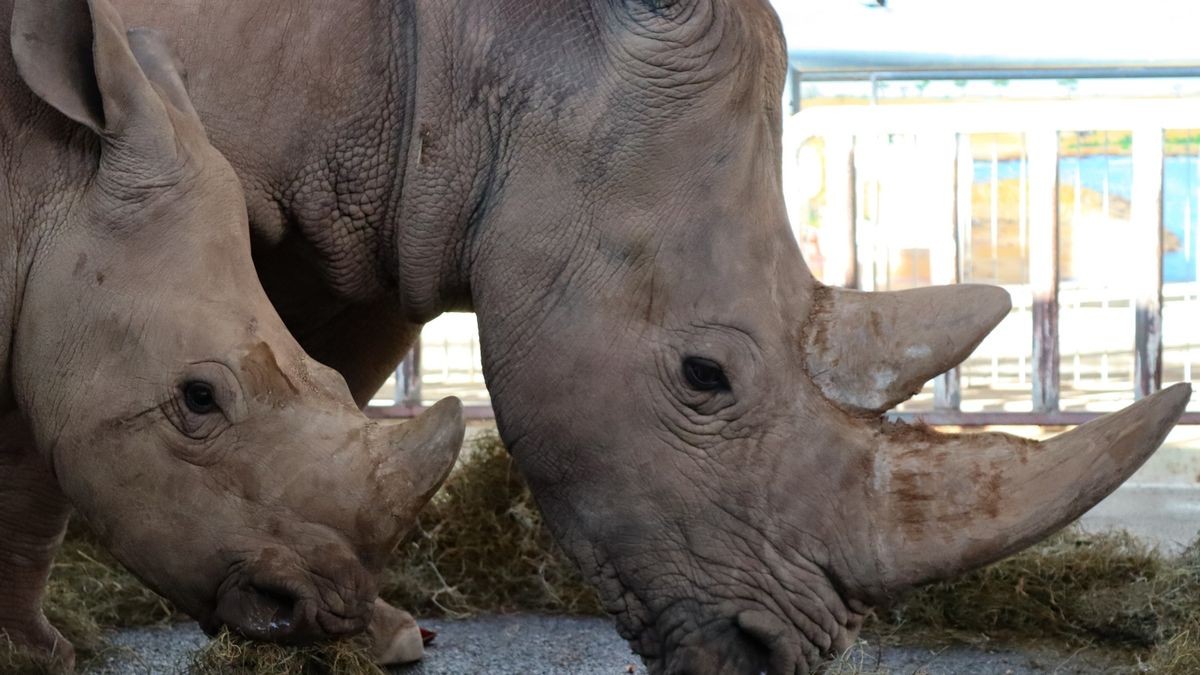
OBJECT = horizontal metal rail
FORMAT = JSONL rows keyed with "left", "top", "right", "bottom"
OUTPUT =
{"left": 891, "top": 411, "right": 1200, "bottom": 427}
{"left": 365, "top": 404, "right": 496, "bottom": 421}
{"left": 367, "top": 407, "right": 1200, "bottom": 428}
{"left": 792, "top": 66, "right": 1200, "bottom": 83}
{"left": 785, "top": 99, "right": 1200, "bottom": 134}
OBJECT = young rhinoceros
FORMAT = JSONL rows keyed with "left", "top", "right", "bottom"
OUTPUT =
{"left": 0, "top": 0, "right": 463, "bottom": 668}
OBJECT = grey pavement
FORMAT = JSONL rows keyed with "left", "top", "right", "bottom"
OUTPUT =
{"left": 1076, "top": 430, "right": 1200, "bottom": 553}
{"left": 85, "top": 616, "right": 1122, "bottom": 675}
{"left": 1080, "top": 484, "right": 1200, "bottom": 552}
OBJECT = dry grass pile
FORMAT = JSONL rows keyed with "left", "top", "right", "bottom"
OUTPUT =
{"left": 186, "top": 630, "right": 381, "bottom": 675}
{"left": 22, "top": 430, "right": 1200, "bottom": 673}
{"left": 43, "top": 521, "right": 176, "bottom": 652}
{"left": 871, "top": 529, "right": 1200, "bottom": 671}
{"left": 0, "top": 637, "right": 58, "bottom": 675}
{"left": 378, "top": 432, "right": 602, "bottom": 617}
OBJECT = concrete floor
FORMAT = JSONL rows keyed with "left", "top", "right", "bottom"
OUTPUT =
{"left": 1075, "top": 425, "right": 1200, "bottom": 552}
{"left": 87, "top": 616, "right": 1124, "bottom": 675}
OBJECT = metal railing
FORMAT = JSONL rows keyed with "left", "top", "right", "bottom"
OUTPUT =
{"left": 785, "top": 98, "right": 1200, "bottom": 425}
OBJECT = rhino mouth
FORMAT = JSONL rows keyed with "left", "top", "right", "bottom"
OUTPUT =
{"left": 591, "top": 548, "right": 866, "bottom": 675}
{"left": 635, "top": 606, "right": 862, "bottom": 675}
{"left": 206, "top": 569, "right": 371, "bottom": 643}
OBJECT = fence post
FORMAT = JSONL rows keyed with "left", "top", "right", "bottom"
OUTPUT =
{"left": 396, "top": 343, "right": 422, "bottom": 408}
{"left": 935, "top": 133, "right": 966, "bottom": 411}
{"left": 1132, "top": 127, "right": 1165, "bottom": 399}
{"left": 1028, "top": 130, "right": 1061, "bottom": 412}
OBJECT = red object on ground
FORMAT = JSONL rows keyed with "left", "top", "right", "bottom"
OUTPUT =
{"left": 420, "top": 627, "right": 437, "bottom": 645}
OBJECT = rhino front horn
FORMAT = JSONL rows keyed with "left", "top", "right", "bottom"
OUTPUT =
{"left": 805, "top": 284, "right": 1012, "bottom": 414}
{"left": 376, "top": 397, "right": 464, "bottom": 520}
{"left": 867, "top": 382, "right": 1190, "bottom": 595}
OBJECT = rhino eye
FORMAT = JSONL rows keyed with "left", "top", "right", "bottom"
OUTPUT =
{"left": 682, "top": 357, "right": 729, "bottom": 392}
{"left": 183, "top": 381, "right": 218, "bottom": 414}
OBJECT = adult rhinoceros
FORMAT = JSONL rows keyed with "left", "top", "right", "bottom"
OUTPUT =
{"left": 110, "top": 0, "right": 1190, "bottom": 672}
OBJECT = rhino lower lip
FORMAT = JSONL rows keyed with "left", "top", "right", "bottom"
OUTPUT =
{"left": 212, "top": 579, "right": 302, "bottom": 641}
{"left": 236, "top": 584, "right": 297, "bottom": 635}
{"left": 314, "top": 605, "right": 369, "bottom": 638}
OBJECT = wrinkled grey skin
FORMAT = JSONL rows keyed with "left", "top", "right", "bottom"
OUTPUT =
{"left": 106, "top": 1, "right": 1189, "bottom": 672}
{"left": 0, "top": 0, "right": 461, "bottom": 668}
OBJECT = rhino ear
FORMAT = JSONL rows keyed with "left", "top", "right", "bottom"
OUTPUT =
{"left": 126, "top": 27, "right": 202, "bottom": 125}
{"left": 11, "top": 0, "right": 172, "bottom": 141}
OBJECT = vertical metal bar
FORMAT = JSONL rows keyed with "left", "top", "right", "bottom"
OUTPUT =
{"left": 1028, "top": 130, "right": 1061, "bottom": 412}
{"left": 1133, "top": 127, "right": 1165, "bottom": 399}
{"left": 396, "top": 342, "right": 422, "bottom": 407}
{"left": 846, "top": 139, "right": 859, "bottom": 289}
{"left": 958, "top": 134, "right": 975, "bottom": 280}
{"left": 935, "top": 133, "right": 964, "bottom": 411}
{"left": 789, "top": 66, "right": 802, "bottom": 115}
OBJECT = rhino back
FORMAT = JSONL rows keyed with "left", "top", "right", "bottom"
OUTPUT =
{"left": 110, "top": 0, "right": 416, "bottom": 304}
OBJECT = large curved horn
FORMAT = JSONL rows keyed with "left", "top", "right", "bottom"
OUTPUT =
{"left": 864, "top": 383, "right": 1190, "bottom": 595}
{"left": 375, "top": 397, "right": 464, "bottom": 521}
{"left": 804, "top": 284, "right": 1012, "bottom": 414}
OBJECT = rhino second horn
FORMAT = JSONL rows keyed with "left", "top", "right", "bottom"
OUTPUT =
{"left": 865, "top": 382, "right": 1190, "bottom": 596}
{"left": 376, "top": 396, "right": 465, "bottom": 520}
{"left": 804, "top": 284, "right": 1012, "bottom": 414}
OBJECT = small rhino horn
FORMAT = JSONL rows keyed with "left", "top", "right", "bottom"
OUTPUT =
{"left": 376, "top": 397, "right": 464, "bottom": 521}
{"left": 803, "top": 284, "right": 1011, "bottom": 414}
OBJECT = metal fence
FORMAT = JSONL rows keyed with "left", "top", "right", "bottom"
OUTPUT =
{"left": 786, "top": 99, "right": 1200, "bottom": 425}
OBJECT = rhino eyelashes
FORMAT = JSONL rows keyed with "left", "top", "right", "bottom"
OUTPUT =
{"left": 682, "top": 356, "right": 729, "bottom": 392}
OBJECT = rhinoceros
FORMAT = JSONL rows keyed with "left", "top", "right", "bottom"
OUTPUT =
{"left": 106, "top": 0, "right": 1190, "bottom": 672}
{"left": 0, "top": 0, "right": 464, "bottom": 668}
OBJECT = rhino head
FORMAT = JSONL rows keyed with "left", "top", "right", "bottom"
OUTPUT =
{"left": 444, "top": 1, "right": 1191, "bottom": 672}
{"left": 8, "top": 0, "right": 461, "bottom": 644}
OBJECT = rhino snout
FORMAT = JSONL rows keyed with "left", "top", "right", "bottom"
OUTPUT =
{"left": 208, "top": 557, "right": 375, "bottom": 643}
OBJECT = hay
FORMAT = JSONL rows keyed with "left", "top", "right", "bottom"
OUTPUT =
{"left": 378, "top": 432, "right": 602, "bottom": 617}
{"left": 25, "top": 429, "right": 1200, "bottom": 672}
{"left": 859, "top": 529, "right": 1200, "bottom": 670}
{"left": 1144, "top": 618, "right": 1200, "bottom": 674}
{"left": 875, "top": 530, "right": 1200, "bottom": 649}
{"left": 818, "top": 647, "right": 890, "bottom": 675}
{"left": 44, "top": 521, "right": 176, "bottom": 656}
{"left": 0, "top": 637, "right": 58, "bottom": 675}
{"left": 186, "top": 630, "right": 381, "bottom": 675}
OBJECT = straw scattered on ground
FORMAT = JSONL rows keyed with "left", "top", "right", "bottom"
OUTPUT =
{"left": 873, "top": 530, "right": 1200, "bottom": 660}
{"left": 378, "top": 433, "right": 602, "bottom": 617}
{"left": 0, "top": 637, "right": 58, "bottom": 675}
{"left": 186, "top": 630, "right": 382, "bottom": 675}
{"left": 17, "top": 431, "right": 1200, "bottom": 673}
